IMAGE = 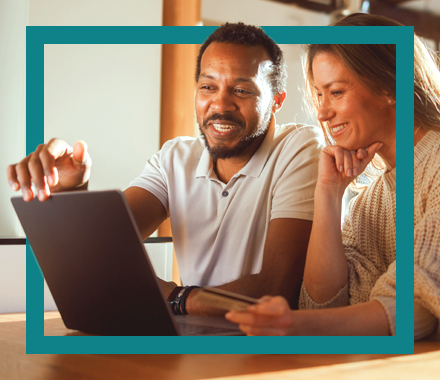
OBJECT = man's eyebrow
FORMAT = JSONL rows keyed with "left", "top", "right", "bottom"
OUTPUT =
{"left": 198, "top": 74, "right": 255, "bottom": 84}
{"left": 234, "top": 78, "right": 254, "bottom": 84}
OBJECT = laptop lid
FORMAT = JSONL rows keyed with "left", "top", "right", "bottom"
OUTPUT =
{"left": 11, "top": 190, "right": 241, "bottom": 336}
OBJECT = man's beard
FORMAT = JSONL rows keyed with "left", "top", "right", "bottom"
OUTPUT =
{"left": 199, "top": 109, "right": 272, "bottom": 161}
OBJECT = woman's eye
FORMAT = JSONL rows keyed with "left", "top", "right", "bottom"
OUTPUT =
{"left": 332, "top": 91, "right": 342, "bottom": 96}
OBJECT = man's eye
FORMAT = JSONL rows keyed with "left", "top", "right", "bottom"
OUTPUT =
{"left": 200, "top": 85, "right": 215, "bottom": 91}
{"left": 235, "top": 89, "right": 251, "bottom": 95}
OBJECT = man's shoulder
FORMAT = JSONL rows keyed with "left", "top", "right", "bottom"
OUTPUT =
{"left": 159, "top": 135, "right": 205, "bottom": 159}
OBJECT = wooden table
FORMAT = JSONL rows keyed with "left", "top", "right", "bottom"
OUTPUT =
{"left": 1, "top": 312, "right": 439, "bottom": 380}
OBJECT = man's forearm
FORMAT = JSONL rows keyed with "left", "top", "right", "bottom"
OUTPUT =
{"left": 186, "top": 270, "right": 302, "bottom": 316}
{"left": 185, "top": 218, "right": 311, "bottom": 316}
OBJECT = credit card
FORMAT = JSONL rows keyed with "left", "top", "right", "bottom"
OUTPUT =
{"left": 194, "top": 287, "right": 260, "bottom": 311}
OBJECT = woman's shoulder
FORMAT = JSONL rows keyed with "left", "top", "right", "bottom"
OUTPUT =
{"left": 415, "top": 129, "right": 440, "bottom": 169}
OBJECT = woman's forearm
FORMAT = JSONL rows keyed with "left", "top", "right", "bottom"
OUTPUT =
{"left": 290, "top": 300, "right": 391, "bottom": 336}
{"left": 303, "top": 184, "right": 348, "bottom": 303}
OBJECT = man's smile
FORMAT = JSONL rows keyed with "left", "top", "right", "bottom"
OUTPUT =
{"left": 212, "top": 123, "right": 237, "bottom": 133}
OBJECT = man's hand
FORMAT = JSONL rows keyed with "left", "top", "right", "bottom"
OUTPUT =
{"left": 157, "top": 277, "right": 178, "bottom": 299}
{"left": 6, "top": 139, "right": 92, "bottom": 201}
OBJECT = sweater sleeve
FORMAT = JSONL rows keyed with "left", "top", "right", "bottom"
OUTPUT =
{"left": 299, "top": 281, "right": 349, "bottom": 309}
{"left": 414, "top": 213, "right": 440, "bottom": 339}
{"left": 299, "top": 182, "right": 391, "bottom": 309}
{"left": 341, "top": 193, "right": 395, "bottom": 305}
{"left": 369, "top": 261, "right": 396, "bottom": 336}
{"left": 414, "top": 153, "right": 440, "bottom": 339}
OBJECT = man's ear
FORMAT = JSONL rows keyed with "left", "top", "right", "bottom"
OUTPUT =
{"left": 272, "top": 91, "right": 287, "bottom": 113}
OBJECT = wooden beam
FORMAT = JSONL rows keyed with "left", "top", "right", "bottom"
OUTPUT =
{"left": 160, "top": 0, "right": 201, "bottom": 144}
{"left": 268, "top": 0, "right": 337, "bottom": 13}
{"left": 370, "top": 0, "right": 440, "bottom": 42}
{"left": 380, "top": 0, "right": 414, "bottom": 5}
{"left": 159, "top": 0, "right": 201, "bottom": 283}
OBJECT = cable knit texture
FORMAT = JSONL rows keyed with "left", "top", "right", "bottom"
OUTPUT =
{"left": 299, "top": 162, "right": 397, "bottom": 333}
{"left": 413, "top": 130, "right": 440, "bottom": 339}
{"left": 300, "top": 130, "right": 440, "bottom": 339}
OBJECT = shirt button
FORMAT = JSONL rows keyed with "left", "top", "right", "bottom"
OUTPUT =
{"left": 222, "top": 191, "right": 229, "bottom": 197}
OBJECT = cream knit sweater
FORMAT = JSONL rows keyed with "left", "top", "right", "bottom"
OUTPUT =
{"left": 413, "top": 130, "right": 440, "bottom": 339}
{"left": 300, "top": 130, "right": 440, "bottom": 339}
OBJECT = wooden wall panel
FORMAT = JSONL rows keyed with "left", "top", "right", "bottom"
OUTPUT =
{"left": 158, "top": 0, "right": 202, "bottom": 283}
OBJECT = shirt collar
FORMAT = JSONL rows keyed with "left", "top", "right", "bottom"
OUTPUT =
{"left": 196, "top": 145, "right": 214, "bottom": 179}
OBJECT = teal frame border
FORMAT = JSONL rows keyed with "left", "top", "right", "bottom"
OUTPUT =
{"left": 26, "top": 25, "right": 414, "bottom": 354}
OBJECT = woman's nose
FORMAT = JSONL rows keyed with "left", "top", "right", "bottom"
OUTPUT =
{"left": 317, "top": 99, "right": 335, "bottom": 123}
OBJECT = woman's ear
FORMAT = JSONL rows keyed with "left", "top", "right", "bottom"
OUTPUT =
{"left": 386, "top": 98, "right": 396, "bottom": 106}
{"left": 382, "top": 91, "right": 395, "bottom": 106}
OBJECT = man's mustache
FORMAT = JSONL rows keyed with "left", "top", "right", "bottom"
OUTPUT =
{"left": 203, "top": 113, "right": 245, "bottom": 129}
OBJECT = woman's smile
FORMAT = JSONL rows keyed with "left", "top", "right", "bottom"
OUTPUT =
{"left": 330, "top": 122, "right": 349, "bottom": 137}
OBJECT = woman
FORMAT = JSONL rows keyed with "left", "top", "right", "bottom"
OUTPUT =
{"left": 226, "top": 13, "right": 440, "bottom": 338}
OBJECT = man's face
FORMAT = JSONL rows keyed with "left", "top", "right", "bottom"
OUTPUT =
{"left": 195, "top": 42, "right": 275, "bottom": 160}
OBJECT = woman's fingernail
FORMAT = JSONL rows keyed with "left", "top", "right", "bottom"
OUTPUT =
{"left": 353, "top": 168, "right": 358, "bottom": 177}
{"left": 347, "top": 169, "right": 352, "bottom": 177}
{"left": 339, "top": 165, "right": 343, "bottom": 172}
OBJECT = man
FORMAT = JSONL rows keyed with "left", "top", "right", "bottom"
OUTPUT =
{"left": 7, "top": 23, "right": 323, "bottom": 316}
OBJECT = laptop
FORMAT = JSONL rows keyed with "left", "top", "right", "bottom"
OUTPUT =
{"left": 11, "top": 190, "right": 243, "bottom": 336}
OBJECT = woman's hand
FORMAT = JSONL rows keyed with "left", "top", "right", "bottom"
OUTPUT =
{"left": 317, "top": 141, "right": 383, "bottom": 194}
{"left": 225, "top": 296, "right": 294, "bottom": 336}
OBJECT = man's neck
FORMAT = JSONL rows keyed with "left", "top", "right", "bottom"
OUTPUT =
{"left": 214, "top": 117, "right": 274, "bottom": 184}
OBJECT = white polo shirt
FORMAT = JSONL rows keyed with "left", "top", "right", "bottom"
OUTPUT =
{"left": 130, "top": 124, "right": 324, "bottom": 286}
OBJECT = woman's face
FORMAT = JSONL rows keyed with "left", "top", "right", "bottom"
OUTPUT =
{"left": 312, "top": 52, "right": 395, "bottom": 151}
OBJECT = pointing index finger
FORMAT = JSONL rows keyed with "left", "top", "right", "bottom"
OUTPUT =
{"left": 45, "top": 138, "right": 73, "bottom": 160}
{"left": 40, "top": 139, "right": 72, "bottom": 186}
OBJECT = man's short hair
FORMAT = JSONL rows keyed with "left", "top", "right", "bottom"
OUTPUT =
{"left": 195, "top": 22, "right": 287, "bottom": 95}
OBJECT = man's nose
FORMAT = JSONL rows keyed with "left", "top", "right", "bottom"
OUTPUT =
{"left": 211, "top": 89, "right": 236, "bottom": 113}
{"left": 317, "top": 98, "right": 335, "bottom": 123}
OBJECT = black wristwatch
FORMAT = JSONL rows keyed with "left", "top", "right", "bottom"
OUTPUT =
{"left": 167, "top": 286, "right": 185, "bottom": 315}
